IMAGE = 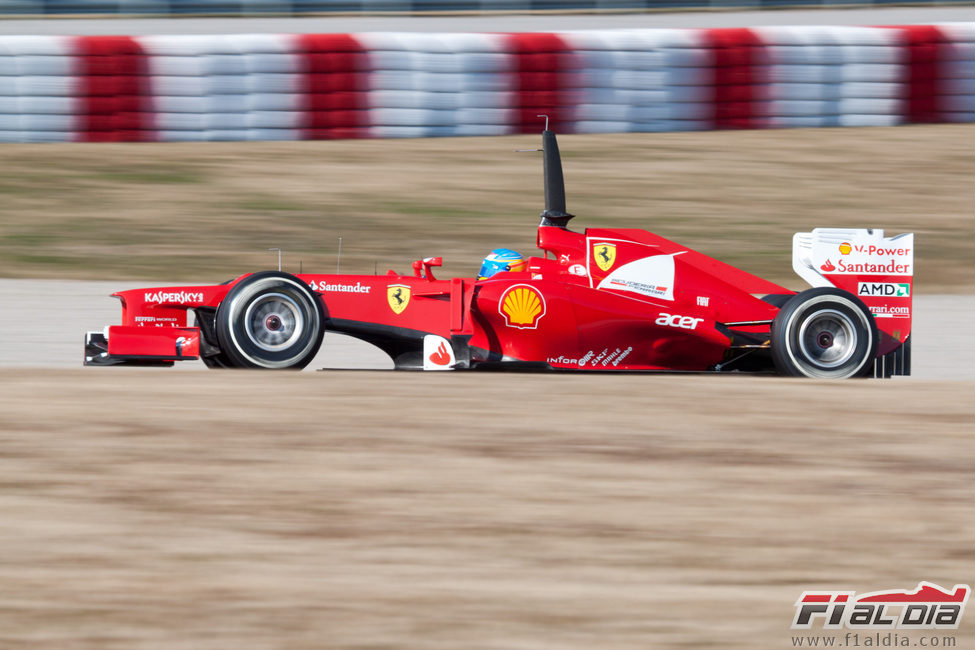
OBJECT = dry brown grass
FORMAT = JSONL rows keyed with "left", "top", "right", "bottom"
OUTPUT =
{"left": 2, "top": 125, "right": 973, "bottom": 291}
{"left": 1, "top": 369, "right": 973, "bottom": 649}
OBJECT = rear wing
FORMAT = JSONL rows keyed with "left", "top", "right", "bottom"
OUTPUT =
{"left": 793, "top": 228, "right": 913, "bottom": 377}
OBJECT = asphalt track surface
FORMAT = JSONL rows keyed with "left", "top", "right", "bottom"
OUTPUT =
{"left": 2, "top": 6, "right": 975, "bottom": 35}
{"left": 1, "top": 278, "right": 971, "bottom": 379}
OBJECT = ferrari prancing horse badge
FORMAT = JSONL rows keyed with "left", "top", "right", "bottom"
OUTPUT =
{"left": 387, "top": 284, "right": 411, "bottom": 314}
{"left": 593, "top": 243, "right": 616, "bottom": 272}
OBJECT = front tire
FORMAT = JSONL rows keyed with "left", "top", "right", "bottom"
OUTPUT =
{"left": 215, "top": 271, "right": 324, "bottom": 370}
{"left": 771, "top": 287, "right": 878, "bottom": 379}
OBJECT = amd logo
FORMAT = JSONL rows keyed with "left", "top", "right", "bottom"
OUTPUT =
{"left": 857, "top": 282, "right": 910, "bottom": 298}
{"left": 655, "top": 313, "right": 703, "bottom": 330}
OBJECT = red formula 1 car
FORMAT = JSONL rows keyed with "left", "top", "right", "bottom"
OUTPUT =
{"left": 84, "top": 129, "right": 913, "bottom": 378}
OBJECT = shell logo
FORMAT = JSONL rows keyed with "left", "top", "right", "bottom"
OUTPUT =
{"left": 839, "top": 242, "right": 852, "bottom": 255}
{"left": 499, "top": 284, "right": 546, "bottom": 329}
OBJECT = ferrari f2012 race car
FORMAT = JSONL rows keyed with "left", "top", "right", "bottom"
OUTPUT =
{"left": 84, "top": 128, "right": 913, "bottom": 379}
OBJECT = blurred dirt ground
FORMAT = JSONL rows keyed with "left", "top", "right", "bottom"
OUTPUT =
{"left": 1, "top": 124, "right": 973, "bottom": 291}
{"left": 1, "top": 370, "right": 973, "bottom": 649}
{"left": 2, "top": 124, "right": 973, "bottom": 649}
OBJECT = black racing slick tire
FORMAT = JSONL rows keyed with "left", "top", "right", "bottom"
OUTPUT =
{"left": 771, "top": 287, "right": 878, "bottom": 379}
{"left": 215, "top": 271, "right": 325, "bottom": 370}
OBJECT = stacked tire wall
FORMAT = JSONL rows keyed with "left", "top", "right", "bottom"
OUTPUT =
{"left": 0, "top": 0, "right": 971, "bottom": 15}
{"left": 1, "top": 25, "right": 974, "bottom": 142}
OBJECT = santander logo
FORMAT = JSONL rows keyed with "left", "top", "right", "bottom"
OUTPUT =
{"left": 429, "top": 341, "right": 452, "bottom": 366}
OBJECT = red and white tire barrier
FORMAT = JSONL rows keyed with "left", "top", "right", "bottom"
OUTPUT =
{"left": 934, "top": 23, "right": 975, "bottom": 123}
{"left": 1, "top": 25, "right": 973, "bottom": 142}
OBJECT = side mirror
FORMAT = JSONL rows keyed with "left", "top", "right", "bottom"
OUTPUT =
{"left": 412, "top": 257, "right": 443, "bottom": 280}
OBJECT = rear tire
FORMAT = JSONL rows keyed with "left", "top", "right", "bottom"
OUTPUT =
{"left": 215, "top": 271, "right": 324, "bottom": 370}
{"left": 771, "top": 287, "right": 878, "bottom": 379}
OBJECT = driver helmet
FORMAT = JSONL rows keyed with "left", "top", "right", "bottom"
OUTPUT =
{"left": 478, "top": 248, "right": 527, "bottom": 280}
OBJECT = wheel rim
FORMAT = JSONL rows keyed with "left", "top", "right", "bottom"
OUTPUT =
{"left": 243, "top": 292, "right": 304, "bottom": 352}
{"left": 797, "top": 308, "right": 857, "bottom": 369}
